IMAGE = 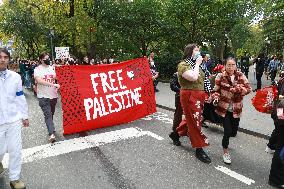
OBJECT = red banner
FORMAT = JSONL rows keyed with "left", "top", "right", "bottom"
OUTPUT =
{"left": 251, "top": 86, "right": 278, "bottom": 114}
{"left": 56, "top": 57, "right": 156, "bottom": 134}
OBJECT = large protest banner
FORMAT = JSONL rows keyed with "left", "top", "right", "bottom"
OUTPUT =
{"left": 55, "top": 57, "right": 156, "bottom": 134}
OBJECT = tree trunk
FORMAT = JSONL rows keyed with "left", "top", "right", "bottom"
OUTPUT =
{"left": 69, "top": 0, "right": 74, "bottom": 17}
{"left": 212, "top": 38, "right": 225, "bottom": 61}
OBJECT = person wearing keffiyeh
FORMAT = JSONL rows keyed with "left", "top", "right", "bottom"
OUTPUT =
{"left": 169, "top": 43, "right": 211, "bottom": 164}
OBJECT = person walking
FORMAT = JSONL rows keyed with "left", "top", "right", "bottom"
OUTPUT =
{"left": 269, "top": 75, "right": 284, "bottom": 188}
{"left": 0, "top": 48, "right": 29, "bottom": 189}
{"left": 253, "top": 53, "right": 265, "bottom": 92}
{"left": 269, "top": 56, "right": 279, "bottom": 85}
{"left": 212, "top": 57, "right": 251, "bottom": 164}
{"left": 169, "top": 72, "right": 182, "bottom": 146}
{"left": 34, "top": 52, "right": 60, "bottom": 143}
{"left": 169, "top": 43, "right": 212, "bottom": 164}
{"left": 148, "top": 51, "right": 159, "bottom": 92}
{"left": 241, "top": 52, "right": 250, "bottom": 79}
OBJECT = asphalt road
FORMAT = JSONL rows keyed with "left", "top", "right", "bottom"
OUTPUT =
{"left": 0, "top": 89, "right": 275, "bottom": 189}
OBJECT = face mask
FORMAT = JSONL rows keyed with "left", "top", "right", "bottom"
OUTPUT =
{"left": 193, "top": 52, "right": 201, "bottom": 60}
{"left": 44, "top": 59, "right": 51, "bottom": 65}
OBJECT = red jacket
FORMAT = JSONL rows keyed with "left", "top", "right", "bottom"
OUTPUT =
{"left": 212, "top": 71, "right": 252, "bottom": 118}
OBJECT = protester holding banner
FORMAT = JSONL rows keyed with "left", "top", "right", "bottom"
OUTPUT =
{"left": 34, "top": 52, "right": 60, "bottom": 143}
{"left": 169, "top": 43, "right": 212, "bottom": 164}
{"left": 212, "top": 57, "right": 251, "bottom": 164}
{"left": 0, "top": 48, "right": 29, "bottom": 189}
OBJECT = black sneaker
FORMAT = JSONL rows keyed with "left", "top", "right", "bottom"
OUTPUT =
{"left": 169, "top": 132, "right": 181, "bottom": 146}
{"left": 268, "top": 180, "right": 284, "bottom": 188}
{"left": 196, "top": 148, "right": 211, "bottom": 164}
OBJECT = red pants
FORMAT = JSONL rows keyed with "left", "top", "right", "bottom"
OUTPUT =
{"left": 177, "top": 90, "right": 209, "bottom": 148}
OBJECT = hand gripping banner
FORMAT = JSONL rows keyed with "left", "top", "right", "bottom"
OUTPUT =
{"left": 56, "top": 57, "right": 156, "bottom": 134}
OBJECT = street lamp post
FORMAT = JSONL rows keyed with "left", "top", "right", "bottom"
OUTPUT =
{"left": 265, "top": 37, "right": 270, "bottom": 57}
{"left": 50, "top": 29, "right": 55, "bottom": 61}
{"left": 89, "top": 27, "right": 94, "bottom": 59}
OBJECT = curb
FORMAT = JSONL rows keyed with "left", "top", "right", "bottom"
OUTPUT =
{"left": 156, "top": 104, "right": 270, "bottom": 140}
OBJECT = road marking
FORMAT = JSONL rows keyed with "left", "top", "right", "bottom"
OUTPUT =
{"left": 2, "top": 127, "right": 164, "bottom": 168}
{"left": 215, "top": 165, "right": 255, "bottom": 185}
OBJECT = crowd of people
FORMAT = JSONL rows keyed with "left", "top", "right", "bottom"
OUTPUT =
{"left": 0, "top": 45, "right": 283, "bottom": 189}
{"left": 167, "top": 44, "right": 283, "bottom": 188}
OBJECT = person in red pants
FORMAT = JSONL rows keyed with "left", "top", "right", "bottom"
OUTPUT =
{"left": 169, "top": 43, "right": 211, "bottom": 164}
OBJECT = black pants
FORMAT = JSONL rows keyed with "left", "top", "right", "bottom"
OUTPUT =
{"left": 271, "top": 70, "right": 277, "bottom": 84}
{"left": 256, "top": 73, "right": 263, "bottom": 90}
{"left": 203, "top": 103, "right": 222, "bottom": 124}
{"left": 38, "top": 98, "right": 58, "bottom": 135}
{"left": 172, "top": 94, "right": 183, "bottom": 132}
{"left": 268, "top": 123, "right": 280, "bottom": 150}
{"left": 221, "top": 111, "right": 240, "bottom": 149}
{"left": 153, "top": 80, "right": 158, "bottom": 90}
{"left": 269, "top": 122, "right": 284, "bottom": 185}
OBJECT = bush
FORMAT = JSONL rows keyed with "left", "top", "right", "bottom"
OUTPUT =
{"left": 155, "top": 52, "right": 182, "bottom": 81}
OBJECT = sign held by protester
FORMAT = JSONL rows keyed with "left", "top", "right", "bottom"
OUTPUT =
{"left": 55, "top": 47, "right": 69, "bottom": 59}
{"left": 55, "top": 57, "right": 156, "bottom": 134}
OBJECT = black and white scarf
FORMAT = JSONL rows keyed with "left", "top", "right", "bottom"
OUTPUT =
{"left": 185, "top": 58, "right": 212, "bottom": 93}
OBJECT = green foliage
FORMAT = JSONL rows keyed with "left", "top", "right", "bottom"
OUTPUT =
{"left": 262, "top": 0, "right": 284, "bottom": 56}
{"left": 0, "top": 0, "right": 282, "bottom": 77}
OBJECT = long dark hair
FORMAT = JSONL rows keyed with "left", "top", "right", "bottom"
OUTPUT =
{"left": 0, "top": 48, "right": 10, "bottom": 59}
{"left": 182, "top": 43, "right": 198, "bottom": 59}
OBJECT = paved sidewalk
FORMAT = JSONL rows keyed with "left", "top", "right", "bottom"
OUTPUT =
{"left": 155, "top": 66, "right": 275, "bottom": 138}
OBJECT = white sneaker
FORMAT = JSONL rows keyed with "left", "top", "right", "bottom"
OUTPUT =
{"left": 265, "top": 146, "right": 275, "bottom": 154}
{"left": 223, "top": 153, "right": 231, "bottom": 164}
{"left": 49, "top": 134, "right": 56, "bottom": 143}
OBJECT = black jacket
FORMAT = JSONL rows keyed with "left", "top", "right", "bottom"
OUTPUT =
{"left": 255, "top": 58, "right": 265, "bottom": 74}
{"left": 170, "top": 73, "right": 180, "bottom": 94}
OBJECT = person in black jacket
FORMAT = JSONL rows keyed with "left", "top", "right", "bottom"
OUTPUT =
{"left": 269, "top": 73, "right": 284, "bottom": 188}
{"left": 241, "top": 52, "right": 250, "bottom": 79}
{"left": 169, "top": 72, "right": 182, "bottom": 146}
{"left": 253, "top": 53, "right": 265, "bottom": 92}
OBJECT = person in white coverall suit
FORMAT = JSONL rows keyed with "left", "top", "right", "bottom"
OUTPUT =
{"left": 0, "top": 48, "right": 29, "bottom": 189}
